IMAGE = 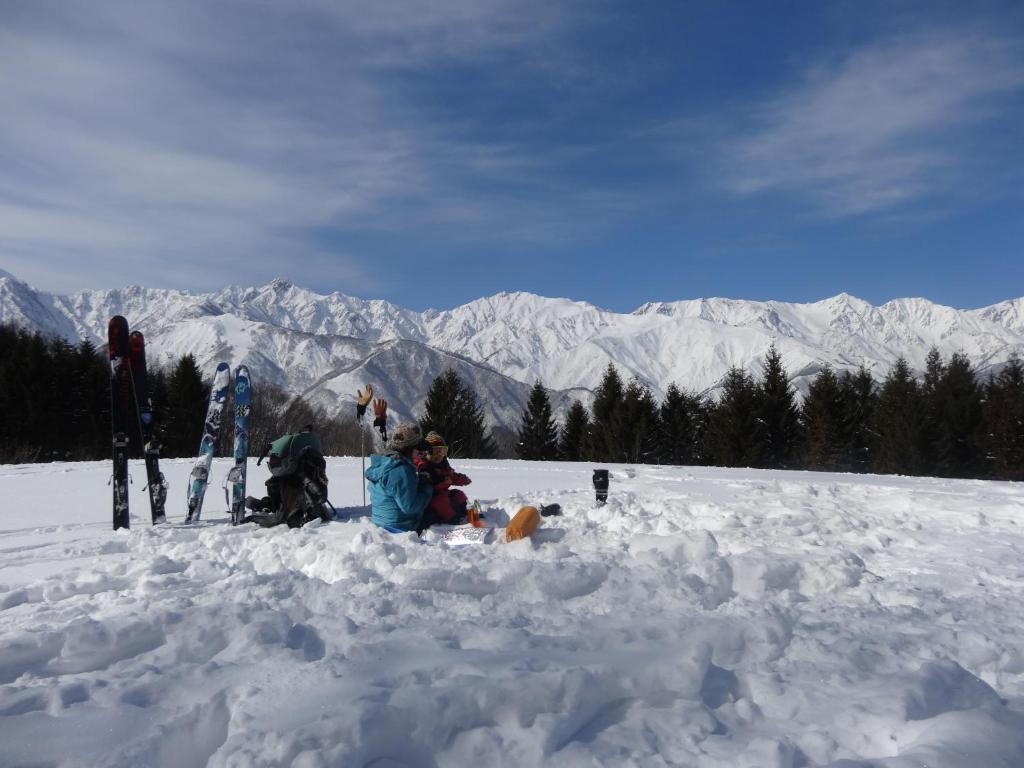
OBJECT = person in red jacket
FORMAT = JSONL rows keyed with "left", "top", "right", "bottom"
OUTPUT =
{"left": 414, "top": 431, "right": 472, "bottom": 529}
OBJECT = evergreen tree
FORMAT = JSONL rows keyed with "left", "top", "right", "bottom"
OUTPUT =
{"left": 23, "top": 331, "right": 52, "bottom": 459}
{"left": 872, "top": 357, "right": 925, "bottom": 475}
{"left": 488, "top": 426, "right": 519, "bottom": 459}
{"left": 839, "top": 366, "right": 877, "bottom": 472}
{"left": 456, "top": 380, "right": 497, "bottom": 459}
{"left": 516, "top": 380, "right": 559, "bottom": 460}
{"left": 587, "top": 363, "right": 625, "bottom": 461}
{"left": 618, "top": 378, "right": 660, "bottom": 464}
{"left": 0, "top": 325, "right": 112, "bottom": 461}
{"left": 420, "top": 368, "right": 495, "bottom": 458}
{"left": 558, "top": 400, "right": 590, "bottom": 461}
{"left": 800, "top": 366, "right": 846, "bottom": 470}
{"left": 982, "top": 354, "right": 1024, "bottom": 480}
{"left": 0, "top": 326, "right": 36, "bottom": 460}
{"left": 163, "top": 354, "right": 209, "bottom": 458}
{"left": 420, "top": 368, "right": 461, "bottom": 443}
{"left": 707, "top": 366, "right": 764, "bottom": 467}
{"left": 756, "top": 344, "right": 800, "bottom": 468}
{"left": 72, "top": 338, "right": 110, "bottom": 459}
{"left": 0, "top": 328, "right": 16, "bottom": 459}
{"left": 45, "top": 337, "right": 77, "bottom": 459}
{"left": 920, "top": 347, "right": 946, "bottom": 474}
{"left": 149, "top": 367, "right": 170, "bottom": 449}
{"left": 922, "top": 347, "right": 945, "bottom": 394}
{"left": 934, "top": 352, "right": 983, "bottom": 477}
{"left": 656, "top": 383, "right": 706, "bottom": 465}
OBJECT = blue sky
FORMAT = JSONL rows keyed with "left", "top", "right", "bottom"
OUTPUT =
{"left": 1, "top": 0, "right": 1022, "bottom": 311}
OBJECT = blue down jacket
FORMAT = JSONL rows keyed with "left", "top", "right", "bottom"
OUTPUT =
{"left": 364, "top": 451, "right": 433, "bottom": 531}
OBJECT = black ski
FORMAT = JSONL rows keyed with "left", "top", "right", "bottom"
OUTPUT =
{"left": 108, "top": 315, "right": 132, "bottom": 530}
{"left": 128, "top": 331, "right": 167, "bottom": 525}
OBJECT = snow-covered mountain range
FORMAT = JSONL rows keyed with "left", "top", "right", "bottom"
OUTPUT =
{"left": 2, "top": 269, "right": 1023, "bottom": 428}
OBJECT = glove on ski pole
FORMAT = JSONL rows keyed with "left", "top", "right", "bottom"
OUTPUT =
{"left": 373, "top": 399, "right": 388, "bottom": 441}
{"left": 356, "top": 384, "right": 373, "bottom": 421}
{"left": 356, "top": 385, "right": 374, "bottom": 506}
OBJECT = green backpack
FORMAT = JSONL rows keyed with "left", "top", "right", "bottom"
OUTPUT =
{"left": 249, "top": 430, "right": 331, "bottom": 527}
{"left": 264, "top": 431, "right": 324, "bottom": 478}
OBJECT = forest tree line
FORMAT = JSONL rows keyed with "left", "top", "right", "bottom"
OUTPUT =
{"left": 2, "top": 323, "right": 1022, "bottom": 481}
{"left": 512, "top": 346, "right": 1024, "bottom": 481}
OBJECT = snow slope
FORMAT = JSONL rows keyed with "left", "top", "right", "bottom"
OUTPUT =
{"left": 2, "top": 459, "right": 1023, "bottom": 766}
{"left": 2, "top": 270, "right": 1023, "bottom": 426}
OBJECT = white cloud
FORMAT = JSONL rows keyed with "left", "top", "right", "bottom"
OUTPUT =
{"left": 718, "top": 28, "right": 1024, "bottom": 216}
{"left": 0, "top": 1, "right": 593, "bottom": 292}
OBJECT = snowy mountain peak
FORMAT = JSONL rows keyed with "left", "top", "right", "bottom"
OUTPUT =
{"left": 454, "top": 290, "right": 597, "bottom": 317}
{"left": 978, "top": 297, "right": 1024, "bottom": 334}
{"left": 817, "top": 292, "right": 873, "bottom": 313}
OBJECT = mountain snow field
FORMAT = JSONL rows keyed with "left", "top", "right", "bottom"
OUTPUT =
{"left": 2, "top": 458, "right": 1024, "bottom": 767}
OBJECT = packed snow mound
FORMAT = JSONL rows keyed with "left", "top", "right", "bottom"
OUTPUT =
{"left": 1, "top": 459, "right": 1023, "bottom": 766}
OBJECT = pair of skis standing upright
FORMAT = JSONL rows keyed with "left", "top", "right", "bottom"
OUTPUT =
{"left": 108, "top": 315, "right": 169, "bottom": 530}
{"left": 107, "top": 315, "right": 252, "bottom": 529}
{"left": 184, "top": 362, "right": 252, "bottom": 526}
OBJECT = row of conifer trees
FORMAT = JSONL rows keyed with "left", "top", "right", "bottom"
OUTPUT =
{"left": 0, "top": 325, "right": 368, "bottom": 462}
{"left": 2, "top": 323, "right": 1022, "bottom": 480}
{"left": 513, "top": 346, "right": 1024, "bottom": 481}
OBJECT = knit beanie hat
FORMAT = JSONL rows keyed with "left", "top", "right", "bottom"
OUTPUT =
{"left": 387, "top": 422, "right": 427, "bottom": 452}
{"left": 425, "top": 431, "right": 446, "bottom": 448}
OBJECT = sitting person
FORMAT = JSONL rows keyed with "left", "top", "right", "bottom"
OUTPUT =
{"left": 364, "top": 422, "right": 433, "bottom": 532}
{"left": 414, "top": 431, "right": 472, "bottom": 530}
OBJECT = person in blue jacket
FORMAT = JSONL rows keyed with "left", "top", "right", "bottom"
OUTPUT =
{"left": 364, "top": 422, "right": 434, "bottom": 532}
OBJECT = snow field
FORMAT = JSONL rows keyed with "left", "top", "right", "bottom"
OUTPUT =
{"left": 1, "top": 459, "right": 1023, "bottom": 766}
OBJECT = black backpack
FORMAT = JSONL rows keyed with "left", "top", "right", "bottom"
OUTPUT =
{"left": 246, "top": 430, "right": 332, "bottom": 528}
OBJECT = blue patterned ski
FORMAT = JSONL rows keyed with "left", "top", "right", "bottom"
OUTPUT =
{"left": 185, "top": 362, "right": 230, "bottom": 523}
{"left": 226, "top": 365, "right": 251, "bottom": 525}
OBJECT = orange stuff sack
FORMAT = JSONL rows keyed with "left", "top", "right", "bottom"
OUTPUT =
{"left": 505, "top": 505, "right": 540, "bottom": 542}
{"left": 467, "top": 502, "right": 487, "bottom": 528}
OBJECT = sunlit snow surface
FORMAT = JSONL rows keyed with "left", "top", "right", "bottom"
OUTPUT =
{"left": 1, "top": 459, "right": 1023, "bottom": 767}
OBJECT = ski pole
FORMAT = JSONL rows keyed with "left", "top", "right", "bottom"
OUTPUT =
{"left": 356, "top": 385, "right": 373, "bottom": 507}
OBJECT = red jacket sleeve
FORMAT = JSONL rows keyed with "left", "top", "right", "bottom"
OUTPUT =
{"left": 416, "top": 457, "right": 451, "bottom": 491}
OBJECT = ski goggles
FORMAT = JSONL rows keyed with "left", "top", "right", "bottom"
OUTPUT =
{"left": 426, "top": 445, "right": 448, "bottom": 461}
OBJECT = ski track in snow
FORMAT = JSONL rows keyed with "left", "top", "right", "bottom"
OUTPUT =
{"left": 1, "top": 458, "right": 1024, "bottom": 767}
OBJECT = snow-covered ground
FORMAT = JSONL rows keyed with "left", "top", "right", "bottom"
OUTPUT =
{"left": 2, "top": 458, "right": 1023, "bottom": 767}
